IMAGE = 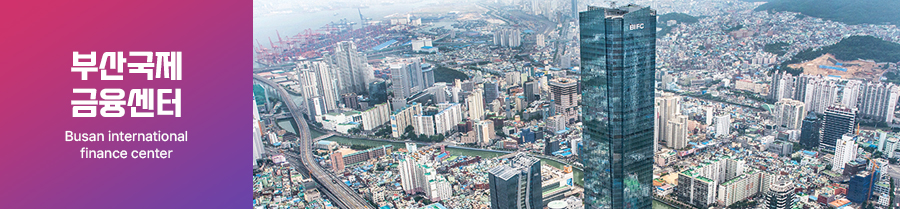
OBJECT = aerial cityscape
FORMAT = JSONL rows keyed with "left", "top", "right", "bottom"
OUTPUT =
{"left": 251, "top": 0, "right": 900, "bottom": 208}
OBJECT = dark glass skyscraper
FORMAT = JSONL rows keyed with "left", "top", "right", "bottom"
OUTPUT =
{"left": 820, "top": 105, "right": 857, "bottom": 152}
{"left": 488, "top": 153, "right": 542, "bottom": 209}
{"left": 799, "top": 113, "right": 820, "bottom": 148}
{"left": 580, "top": 4, "right": 656, "bottom": 209}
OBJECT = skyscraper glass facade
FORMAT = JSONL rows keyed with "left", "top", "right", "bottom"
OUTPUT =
{"left": 579, "top": 4, "right": 656, "bottom": 209}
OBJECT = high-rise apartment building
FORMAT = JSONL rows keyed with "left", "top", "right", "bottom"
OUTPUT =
{"left": 467, "top": 89, "right": 485, "bottom": 120}
{"left": 656, "top": 92, "right": 679, "bottom": 148}
{"left": 841, "top": 80, "right": 862, "bottom": 108}
{"left": 804, "top": 78, "right": 840, "bottom": 114}
{"left": 676, "top": 156, "right": 746, "bottom": 208}
{"left": 493, "top": 28, "right": 522, "bottom": 48}
{"left": 858, "top": 82, "right": 900, "bottom": 123}
{"left": 769, "top": 71, "right": 794, "bottom": 102}
{"left": 328, "top": 41, "right": 369, "bottom": 95}
{"left": 390, "top": 58, "right": 425, "bottom": 100}
{"left": 774, "top": 98, "right": 806, "bottom": 129}
{"left": 297, "top": 60, "right": 339, "bottom": 115}
{"left": 666, "top": 115, "right": 688, "bottom": 149}
{"left": 580, "top": 4, "right": 656, "bottom": 209}
{"left": 390, "top": 103, "right": 423, "bottom": 138}
{"left": 716, "top": 114, "right": 731, "bottom": 138}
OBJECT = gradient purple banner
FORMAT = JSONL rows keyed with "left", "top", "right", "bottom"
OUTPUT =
{"left": 0, "top": 1, "right": 250, "bottom": 208}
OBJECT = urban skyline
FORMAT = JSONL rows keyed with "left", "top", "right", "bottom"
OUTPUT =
{"left": 253, "top": 0, "right": 900, "bottom": 208}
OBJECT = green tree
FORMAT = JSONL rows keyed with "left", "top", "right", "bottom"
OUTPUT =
{"left": 348, "top": 127, "right": 361, "bottom": 134}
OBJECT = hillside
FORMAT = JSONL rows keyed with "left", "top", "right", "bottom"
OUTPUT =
{"left": 433, "top": 66, "right": 469, "bottom": 83}
{"left": 782, "top": 36, "right": 900, "bottom": 67}
{"left": 755, "top": 0, "right": 900, "bottom": 26}
{"left": 657, "top": 13, "right": 699, "bottom": 37}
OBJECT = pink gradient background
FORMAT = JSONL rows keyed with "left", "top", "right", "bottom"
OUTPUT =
{"left": 0, "top": 0, "right": 251, "bottom": 208}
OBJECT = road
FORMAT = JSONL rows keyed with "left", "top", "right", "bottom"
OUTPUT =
{"left": 255, "top": 75, "right": 374, "bottom": 209}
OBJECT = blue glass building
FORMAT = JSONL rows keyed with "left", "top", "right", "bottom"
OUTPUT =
{"left": 848, "top": 170, "right": 878, "bottom": 203}
{"left": 488, "top": 153, "right": 542, "bottom": 209}
{"left": 579, "top": 4, "right": 656, "bottom": 209}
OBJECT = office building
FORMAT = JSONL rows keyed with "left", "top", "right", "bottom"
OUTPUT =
{"left": 488, "top": 153, "right": 542, "bottom": 209}
{"left": 763, "top": 176, "right": 794, "bottom": 209}
{"left": 832, "top": 134, "right": 858, "bottom": 172}
{"left": 484, "top": 80, "right": 500, "bottom": 103}
{"left": 799, "top": 114, "right": 821, "bottom": 148}
{"left": 368, "top": 81, "right": 388, "bottom": 104}
{"left": 524, "top": 81, "right": 536, "bottom": 104}
{"left": 580, "top": 4, "right": 656, "bottom": 209}
{"left": 328, "top": 41, "right": 369, "bottom": 95}
{"left": 550, "top": 77, "right": 579, "bottom": 123}
{"left": 774, "top": 98, "right": 806, "bottom": 129}
{"left": 848, "top": 171, "right": 877, "bottom": 203}
{"left": 820, "top": 105, "right": 857, "bottom": 152}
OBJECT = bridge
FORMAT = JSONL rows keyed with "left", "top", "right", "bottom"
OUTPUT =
{"left": 313, "top": 133, "right": 335, "bottom": 141}
{"left": 653, "top": 194, "right": 696, "bottom": 209}
{"left": 254, "top": 74, "right": 374, "bottom": 209}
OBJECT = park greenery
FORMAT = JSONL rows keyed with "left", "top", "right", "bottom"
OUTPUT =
{"left": 433, "top": 65, "right": 469, "bottom": 83}
{"left": 763, "top": 42, "right": 790, "bottom": 56}
{"left": 755, "top": 0, "right": 900, "bottom": 26}
{"left": 656, "top": 13, "right": 699, "bottom": 37}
